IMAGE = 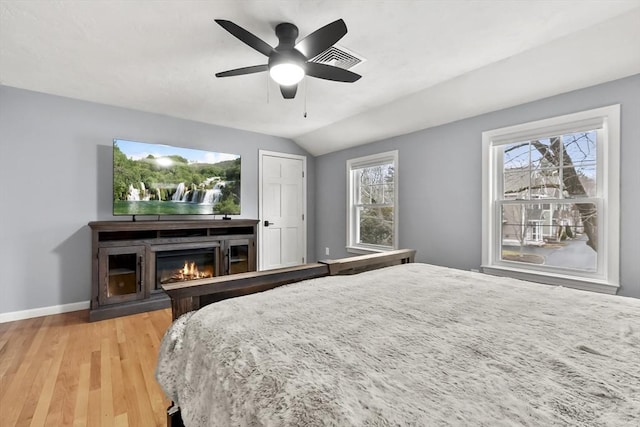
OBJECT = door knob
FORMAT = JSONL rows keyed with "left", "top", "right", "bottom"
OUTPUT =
{"left": 264, "top": 220, "right": 274, "bottom": 227}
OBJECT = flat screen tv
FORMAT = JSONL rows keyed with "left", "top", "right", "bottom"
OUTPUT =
{"left": 113, "top": 139, "right": 241, "bottom": 216}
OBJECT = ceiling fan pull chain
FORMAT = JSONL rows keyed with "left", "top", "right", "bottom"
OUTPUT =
{"left": 303, "top": 77, "right": 308, "bottom": 118}
{"left": 266, "top": 72, "right": 270, "bottom": 104}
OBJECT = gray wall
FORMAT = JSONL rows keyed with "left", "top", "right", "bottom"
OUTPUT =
{"left": 315, "top": 74, "right": 640, "bottom": 298}
{"left": 0, "top": 85, "right": 315, "bottom": 315}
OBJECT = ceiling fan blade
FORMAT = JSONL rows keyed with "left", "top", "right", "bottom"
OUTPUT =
{"left": 295, "top": 19, "right": 347, "bottom": 59}
{"left": 280, "top": 84, "right": 298, "bottom": 99}
{"left": 215, "top": 64, "right": 268, "bottom": 78}
{"left": 215, "top": 19, "right": 274, "bottom": 57}
{"left": 305, "top": 62, "right": 361, "bottom": 83}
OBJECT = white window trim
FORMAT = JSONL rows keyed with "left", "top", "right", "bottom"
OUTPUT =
{"left": 346, "top": 150, "right": 399, "bottom": 254}
{"left": 481, "top": 105, "right": 620, "bottom": 294}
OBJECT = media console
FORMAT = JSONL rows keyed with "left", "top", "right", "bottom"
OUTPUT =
{"left": 88, "top": 219, "right": 258, "bottom": 321}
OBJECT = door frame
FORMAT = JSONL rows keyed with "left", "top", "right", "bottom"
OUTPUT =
{"left": 258, "top": 150, "right": 307, "bottom": 271}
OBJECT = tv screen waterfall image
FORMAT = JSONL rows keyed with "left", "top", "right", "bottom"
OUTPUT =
{"left": 113, "top": 139, "right": 241, "bottom": 216}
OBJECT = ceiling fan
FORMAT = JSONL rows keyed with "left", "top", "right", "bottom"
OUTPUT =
{"left": 214, "top": 18, "right": 362, "bottom": 99}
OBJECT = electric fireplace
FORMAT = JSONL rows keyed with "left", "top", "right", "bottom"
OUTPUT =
{"left": 155, "top": 247, "right": 218, "bottom": 289}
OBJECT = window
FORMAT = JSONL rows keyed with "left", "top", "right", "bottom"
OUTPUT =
{"left": 482, "top": 105, "right": 620, "bottom": 294}
{"left": 347, "top": 151, "right": 398, "bottom": 253}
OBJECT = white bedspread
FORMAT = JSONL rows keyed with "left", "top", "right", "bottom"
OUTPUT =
{"left": 156, "top": 263, "right": 640, "bottom": 426}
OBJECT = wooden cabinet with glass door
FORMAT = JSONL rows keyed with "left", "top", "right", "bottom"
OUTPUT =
{"left": 225, "top": 238, "right": 256, "bottom": 275}
{"left": 98, "top": 245, "right": 146, "bottom": 305}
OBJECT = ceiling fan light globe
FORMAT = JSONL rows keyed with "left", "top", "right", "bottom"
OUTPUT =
{"left": 269, "top": 63, "right": 305, "bottom": 86}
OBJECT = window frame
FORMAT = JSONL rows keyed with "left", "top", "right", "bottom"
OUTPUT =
{"left": 481, "top": 105, "right": 620, "bottom": 294}
{"left": 346, "top": 150, "right": 399, "bottom": 254}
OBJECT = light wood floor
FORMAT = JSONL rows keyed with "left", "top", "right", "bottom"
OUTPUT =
{"left": 0, "top": 308, "right": 173, "bottom": 427}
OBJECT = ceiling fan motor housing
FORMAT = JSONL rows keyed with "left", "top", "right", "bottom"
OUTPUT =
{"left": 270, "top": 23, "right": 306, "bottom": 69}
{"left": 275, "top": 23, "right": 299, "bottom": 47}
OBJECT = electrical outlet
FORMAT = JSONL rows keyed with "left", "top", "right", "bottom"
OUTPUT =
{"left": 325, "top": 247, "right": 330, "bottom": 256}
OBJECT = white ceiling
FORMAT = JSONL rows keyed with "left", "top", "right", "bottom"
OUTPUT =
{"left": 1, "top": 1, "right": 639, "bottom": 156}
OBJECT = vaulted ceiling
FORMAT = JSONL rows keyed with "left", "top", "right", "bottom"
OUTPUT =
{"left": 1, "top": 1, "right": 639, "bottom": 155}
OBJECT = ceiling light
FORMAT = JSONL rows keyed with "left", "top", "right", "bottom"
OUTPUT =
{"left": 269, "top": 63, "right": 305, "bottom": 86}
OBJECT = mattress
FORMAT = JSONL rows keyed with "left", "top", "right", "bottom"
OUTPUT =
{"left": 156, "top": 263, "right": 640, "bottom": 426}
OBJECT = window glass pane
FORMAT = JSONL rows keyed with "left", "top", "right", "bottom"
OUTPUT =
{"left": 562, "top": 130, "right": 597, "bottom": 198}
{"left": 504, "top": 141, "right": 531, "bottom": 169}
{"left": 358, "top": 206, "right": 394, "bottom": 246}
{"left": 562, "top": 166, "right": 596, "bottom": 198}
{"left": 563, "top": 131, "right": 597, "bottom": 168}
{"left": 358, "top": 183, "right": 371, "bottom": 204}
{"left": 531, "top": 169, "right": 561, "bottom": 198}
{"left": 500, "top": 202, "right": 597, "bottom": 272}
{"left": 358, "top": 183, "right": 386, "bottom": 205}
{"left": 383, "top": 183, "right": 394, "bottom": 204}
{"left": 530, "top": 137, "right": 560, "bottom": 170}
{"left": 368, "top": 183, "right": 385, "bottom": 204}
{"left": 503, "top": 168, "right": 530, "bottom": 199}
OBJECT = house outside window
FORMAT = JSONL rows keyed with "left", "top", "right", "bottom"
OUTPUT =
{"left": 347, "top": 150, "right": 398, "bottom": 253}
{"left": 482, "top": 105, "right": 620, "bottom": 294}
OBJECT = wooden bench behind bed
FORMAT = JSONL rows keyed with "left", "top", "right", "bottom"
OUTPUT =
{"left": 162, "top": 249, "right": 416, "bottom": 320}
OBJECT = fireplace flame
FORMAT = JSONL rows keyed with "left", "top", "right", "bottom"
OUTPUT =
{"left": 183, "top": 261, "right": 195, "bottom": 277}
{"left": 160, "top": 259, "right": 214, "bottom": 284}
{"left": 179, "top": 261, "right": 208, "bottom": 280}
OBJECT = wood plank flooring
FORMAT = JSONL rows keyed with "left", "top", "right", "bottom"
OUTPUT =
{"left": 0, "top": 309, "right": 173, "bottom": 427}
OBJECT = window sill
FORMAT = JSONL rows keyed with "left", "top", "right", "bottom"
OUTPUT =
{"left": 481, "top": 265, "right": 619, "bottom": 295}
{"left": 346, "top": 246, "right": 392, "bottom": 255}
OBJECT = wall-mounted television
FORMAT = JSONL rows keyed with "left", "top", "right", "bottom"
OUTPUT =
{"left": 113, "top": 139, "right": 241, "bottom": 216}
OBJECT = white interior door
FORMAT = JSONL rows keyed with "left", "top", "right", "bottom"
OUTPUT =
{"left": 259, "top": 151, "right": 306, "bottom": 270}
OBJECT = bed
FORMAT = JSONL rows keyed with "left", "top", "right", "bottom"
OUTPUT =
{"left": 156, "top": 250, "right": 640, "bottom": 426}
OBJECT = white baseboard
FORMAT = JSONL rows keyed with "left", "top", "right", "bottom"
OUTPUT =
{"left": 0, "top": 301, "right": 90, "bottom": 323}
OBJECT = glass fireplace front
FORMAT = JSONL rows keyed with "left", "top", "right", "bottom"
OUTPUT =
{"left": 155, "top": 247, "right": 217, "bottom": 289}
